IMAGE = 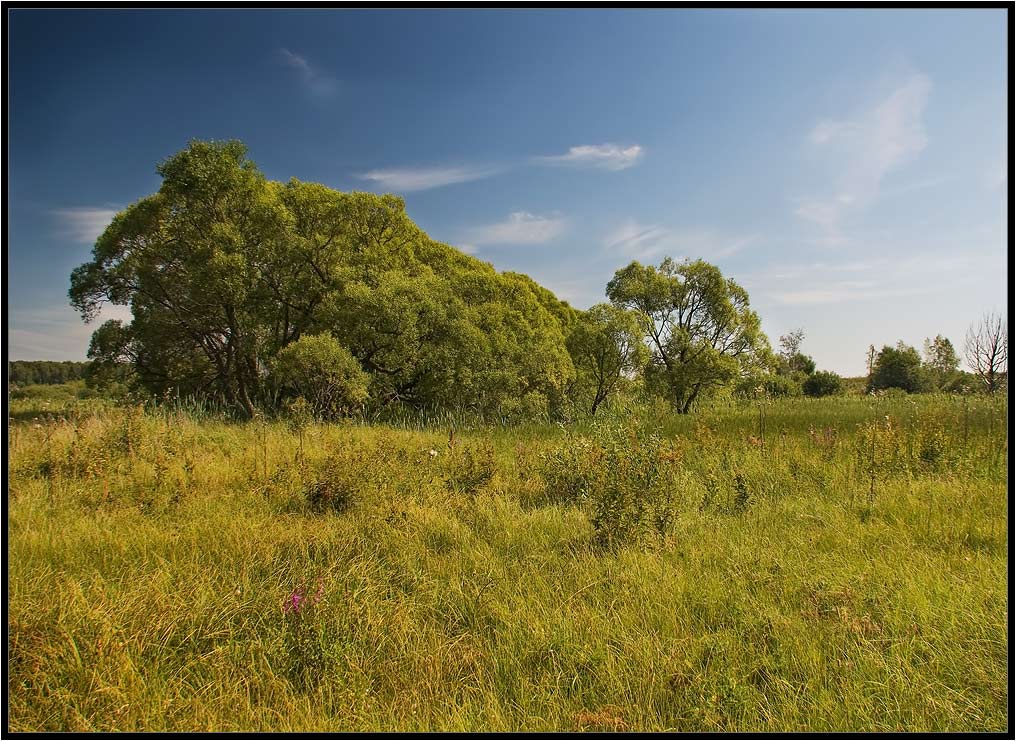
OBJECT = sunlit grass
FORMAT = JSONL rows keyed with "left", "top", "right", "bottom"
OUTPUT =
{"left": 6, "top": 392, "right": 1008, "bottom": 731}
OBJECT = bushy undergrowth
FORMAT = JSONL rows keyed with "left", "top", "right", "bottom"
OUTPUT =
{"left": 537, "top": 421, "right": 687, "bottom": 547}
{"left": 6, "top": 392, "right": 1008, "bottom": 732}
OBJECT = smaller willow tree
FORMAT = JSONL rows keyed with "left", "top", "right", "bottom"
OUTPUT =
{"left": 566, "top": 304, "right": 648, "bottom": 415}
{"left": 606, "top": 258, "right": 770, "bottom": 413}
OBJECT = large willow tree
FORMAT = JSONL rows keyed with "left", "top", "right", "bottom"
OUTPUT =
{"left": 70, "top": 140, "right": 575, "bottom": 418}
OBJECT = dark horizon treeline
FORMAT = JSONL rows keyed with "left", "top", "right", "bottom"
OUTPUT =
{"left": 8, "top": 360, "right": 91, "bottom": 387}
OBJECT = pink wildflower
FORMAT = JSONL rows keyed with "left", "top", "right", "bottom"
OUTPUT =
{"left": 283, "top": 588, "right": 305, "bottom": 614}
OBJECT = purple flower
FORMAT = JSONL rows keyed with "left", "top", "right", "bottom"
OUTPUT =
{"left": 284, "top": 577, "right": 326, "bottom": 615}
{"left": 283, "top": 589, "right": 305, "bottom": 614}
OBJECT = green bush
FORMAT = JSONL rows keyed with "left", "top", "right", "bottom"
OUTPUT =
{"left": 803, "top": 370, "right": 843, "bottom": 397}
{"left": 539, "top": 421, "right": 684, "bottom": 547}
{"left": 272, "top": 333, "right": 370, "bottom": 419}
{"left": 536, "top": 437, "right": 601, "bottom": 507}
{"left": 868, "top": 343, "right": 931, "bottom": 394}
{"left": 305, "top": 456, "right": 360, "bottom": 513}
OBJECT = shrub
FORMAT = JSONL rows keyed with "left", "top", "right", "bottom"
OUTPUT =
{"left": 497, "top": 390, "right": 550, "bottom": 424}
{"left": 803, "top": 370, "right": 843, "bottom": 397}
{"left": 868, "top": 343, "right": 931, "bottom": 394}
{"left": 536, "top": 437, "right": 601, "bottom": 507}
{"left": 539, "top": 421, "right": 684, "bottom": 547}
{"left": 272, "top": 333, "right": 370, "bottom": 419}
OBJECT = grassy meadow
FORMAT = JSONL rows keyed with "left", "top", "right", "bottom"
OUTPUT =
{"left": 6, "top": 389, "right": 1009, "bottom": 732}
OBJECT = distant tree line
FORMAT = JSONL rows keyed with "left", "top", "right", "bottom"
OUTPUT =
{"left": 8, "top": 361, "right": 90, "bottom": 386}
{"left": 865, "top": 313, "right": 1007, "bottom": 396}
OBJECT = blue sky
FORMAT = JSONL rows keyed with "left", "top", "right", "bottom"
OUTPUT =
{"left": 7, "top": 9, "right": 1008, "bottom": 375}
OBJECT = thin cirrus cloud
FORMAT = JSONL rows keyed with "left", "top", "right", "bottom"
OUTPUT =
{"left": 464, "top": 211, "right": 568, "bottom": 247}
{"left": 538, "top": 143, "right": 645, "bottom": 171}
{"left": 604, "top": 219, "right": 755, "bottom": 261}
{"left": 745, "top": 246, "right": 1000, "bottom": 307}
{"left": 359, "top": 165, "right": 501, "bottom": 193}
{"left": 277, "top": 48, "right": 338, "bottom": 98}
{"left": 11, "top": 303, "right": 133, "bottom": 361}
{"left": 795, "top": 73, "right": 932, "bottom": 240}
{"left": 359, "top": 141, "right": 643, "bottom": 193}
{"left": 53, "top": 207, "right": 120, "bottom": 243}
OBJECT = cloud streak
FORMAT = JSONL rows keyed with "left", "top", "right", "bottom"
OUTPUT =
{"left": 539, "top": 143, "right": 644, "bottom": 171}
{"left": 53, "top": 207, "right": 120, "bottom": 243}
{"left": 10, "top": 303, "right": 133, "bottom": 360}
{"left": 604, "top": 220, "right": 755, "bottom": 261}
{"left": 359, "top": 141, "right": 644, "bottom": 194}
{"left": 796, "top": 73, "right": 932, "bottom": 240}
{"left": 278, "top": 48, "right": 337, "bottom": 98}
{"left": 464, "top": 211, "right": 568, "bottom": 247}
{"left": 744, "top": 247, "right": 1000, "bottom": 307}
{"left": 359, "top": 165, "right": 500, "bottom": 192}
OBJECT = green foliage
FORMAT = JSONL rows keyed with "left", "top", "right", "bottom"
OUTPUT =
{"left": 537, "top": 420, "right": 684, "bottom": 547}
{"left": 8, "top": 361, "right": 90, "bottom": 386}
{"left": 736, "top": 374, "right": 802, "bottom": 399}
{"left": 803, "top": 370, "right": 843, "bottom": 397}
{"left": 8, "top": 381, "right": 92, "bottom": 403}
{"left": 272, "top": 333, "right": 370, "bottom": 419}
{"left": 69, "top": 140, "right": 576, "bottom": 420}
{"left": 783, "top": 352, "right": 816, "bottom": 376}
{"left": 922, "top": 335, "right": 960, "bottom": 390}
{"left": 777, "top": 329, "right": 815, "bottom": 377}
{"left": 535, "top": 436, "right": 602, "bottom": 508}
{"left": 607, "top": 258, "right": 770, "bottom": 414}
{"left": 868, "top": 343, "right": 931, "bottom": 394}
{"left": 566, "top": 304, "right": 649, "bottom": 415}
{"left": 443, "top": 441, "right": 497, "bottom": 494}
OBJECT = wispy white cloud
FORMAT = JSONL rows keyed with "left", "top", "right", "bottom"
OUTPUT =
{"left": 277, "top": 48, "right": 338, "bottom": 98}
{"left": 768, "top": 282, "right": 904, "bottom": 306}
{"left": 604, "top": 220, "right": 755, "bottom": 261}
{"left": 10, "top": 303, "right": 133, "bottom": 360}
{"left": 538, "top": 143, "right": 644, "bottom": 171}
{"left": 53, "top": 207, "right": 120, "bottom": 243}
{"left": 359, "top": 165, "right": 500, "bottom": 192}
{"left": 464, "top": 211, "right": 568, "bottom": 246}
{"left": 360, "top": 141, "right": 643, "bottom": 193}
{"left": 744, "top": 246, "right": 1000, "bottom": 307}
{"left": 796, "top": 73, "right": 932, "bottom": 240}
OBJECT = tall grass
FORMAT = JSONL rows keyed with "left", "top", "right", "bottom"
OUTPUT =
{"left": 6, "top": 392, "right": 1008, "bottom": 731}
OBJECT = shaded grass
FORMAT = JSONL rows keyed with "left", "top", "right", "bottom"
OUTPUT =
{"left": 6, "top": 393, "right": 1008, "bottom": 732}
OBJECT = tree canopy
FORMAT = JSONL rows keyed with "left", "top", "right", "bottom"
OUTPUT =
{"left": 566, "top": 303, "right": 649, "bottom": 415}
{"left": 606, "top": 257, "right": 770, "bottom": 413}
{"left": 868, "top": 342, "right": 929, "bottom": 394}
{"left": 70, "top": 140, "right": 576, "bottom": 418}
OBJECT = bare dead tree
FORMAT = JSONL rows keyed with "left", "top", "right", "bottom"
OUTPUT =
{"left": 965, "top": 312, "right": 1008, "bottom": 393}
